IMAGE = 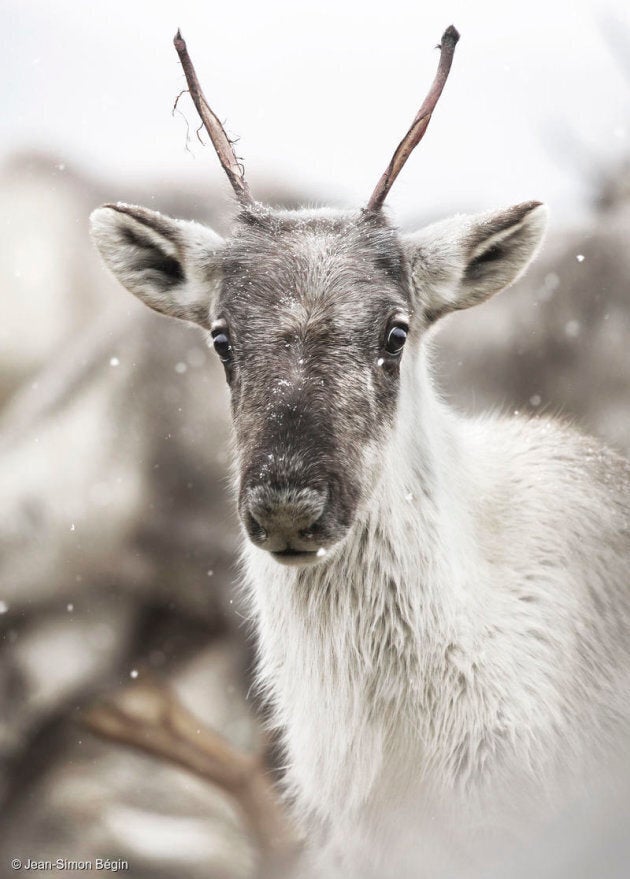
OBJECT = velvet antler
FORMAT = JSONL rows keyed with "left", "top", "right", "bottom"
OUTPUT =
{"left": 366, "top": 25, "right": 460, "bottom": 212}
{"left": 174, "top": 30, "right": 254, "bottom": 207}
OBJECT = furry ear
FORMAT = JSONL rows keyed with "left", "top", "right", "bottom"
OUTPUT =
{"left": 403, "top": 201, "right": 548, "bottom": 322}
{"left": 89, "top": 203, "right": 224, "bottom": 326}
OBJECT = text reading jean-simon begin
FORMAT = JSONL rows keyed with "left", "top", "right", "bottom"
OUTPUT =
{"left": 11, "top": 859, "right": 129, "bottom": 873}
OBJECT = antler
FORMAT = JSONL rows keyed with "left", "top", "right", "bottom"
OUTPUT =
{"left": 84, "top": 680, "right": 299, "bottom": 877}
{"left": 174, "top": 30, "right": 254, "bottom": 207}
{"left": 366, "top": 25, "right": 460, "bottom": 212}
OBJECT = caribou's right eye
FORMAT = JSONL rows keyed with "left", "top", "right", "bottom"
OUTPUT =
{"left": 212, "top": 330, "right": 232, "bottom": 362}
{"left": 385, "top": 323, "right": 408, "bottom": 356}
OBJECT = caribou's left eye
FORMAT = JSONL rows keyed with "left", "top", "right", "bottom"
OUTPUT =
{"left": 212, "top": 330, "right": 232, "bottom": 362}
{"left": 385, "top": 323, "right": 408, "bottom": 356}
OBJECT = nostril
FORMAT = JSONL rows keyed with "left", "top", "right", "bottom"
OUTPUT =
{"left": 246, "top": 511, "right": 268, "bottom": 542}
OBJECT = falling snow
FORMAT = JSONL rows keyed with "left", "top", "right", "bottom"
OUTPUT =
{"left": 0, "top": 601, "right": 8, "bottom": 615}
{"left": 109, "top": 356, "right": 120, "bottom": 367}
{"left": 539, "top": 272, "right": 560, "bottom": 302}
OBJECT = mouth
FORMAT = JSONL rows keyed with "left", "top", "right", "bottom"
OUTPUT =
{"left": 270, "top": 548, "right": 326, "bottom": 567}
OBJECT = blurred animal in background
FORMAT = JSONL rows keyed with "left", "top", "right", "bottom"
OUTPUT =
{"left": 89, "top": 27, "right": 630, "bottom": 879}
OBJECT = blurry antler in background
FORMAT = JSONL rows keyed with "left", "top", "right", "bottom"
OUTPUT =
{"left": 366, "top": 25, "right": 460, "bottom": 212}
{"left": 173, "top": 30, "right": 254, "bottom": 207}
{"left": 84, "top": 681, "right": 299, "bottom": 877}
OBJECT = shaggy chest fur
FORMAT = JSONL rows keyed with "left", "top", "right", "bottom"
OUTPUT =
{"left": 243, "top": 405, "right": 630, "bottom": 878}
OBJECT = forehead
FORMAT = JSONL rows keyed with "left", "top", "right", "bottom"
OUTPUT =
{"left": 217, "top": 208, "right": 408, "bottom": 327}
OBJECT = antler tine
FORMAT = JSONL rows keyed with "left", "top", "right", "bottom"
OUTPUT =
{"left": 174, "top": 30, "right": 254, "bottom": 207}
{"left": 366, "top": 25, "right": 460, "bottom": 213}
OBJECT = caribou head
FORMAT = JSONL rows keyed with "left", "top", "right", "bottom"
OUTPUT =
{"left": 90, "top": 27, "right": 546, "bottom": 566}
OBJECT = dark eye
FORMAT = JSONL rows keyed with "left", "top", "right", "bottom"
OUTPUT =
{"left": 212, "top": 330, "right": 232, "bottom": 362}
{"left": 385, "top": 323, "right": 408, "bottom": 356}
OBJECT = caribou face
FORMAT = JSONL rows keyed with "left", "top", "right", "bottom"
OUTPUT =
{"left": 216, "top": 208, "right": 410, "bottom": 564}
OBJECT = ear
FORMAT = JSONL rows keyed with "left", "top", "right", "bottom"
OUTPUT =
{"left": 403, "top": 201, "right": 548, "bottom": 322}
{"left": 89, "top": 203, "right": 224, "bottom": 327}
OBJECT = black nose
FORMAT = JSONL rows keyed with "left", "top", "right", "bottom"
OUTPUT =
{"left": 245, "top": 485, "right": 327, "bottom": 552}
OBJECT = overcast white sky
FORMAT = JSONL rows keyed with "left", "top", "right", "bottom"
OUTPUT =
{"left": 3, "top": 0, "right": 629, "bottom": 224}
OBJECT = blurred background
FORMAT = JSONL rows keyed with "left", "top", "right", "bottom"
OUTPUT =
{"left": 1, "top": 1, "right": 629, "bottom": 876}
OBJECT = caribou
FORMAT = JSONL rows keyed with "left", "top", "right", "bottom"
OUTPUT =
{"left": 90, "top": 27, "right": 630, "bottom": 878}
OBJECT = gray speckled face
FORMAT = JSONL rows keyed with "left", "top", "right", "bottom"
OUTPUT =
{"left": 214, "top": 207, "right": 411, "bottom": 565}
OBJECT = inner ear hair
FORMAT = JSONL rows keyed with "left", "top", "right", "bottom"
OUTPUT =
{"left": 117, "top": 221, "right": 185, "bottom": 289}
{"left": 465, "top": 200, "right": 543, "bottom": 265}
